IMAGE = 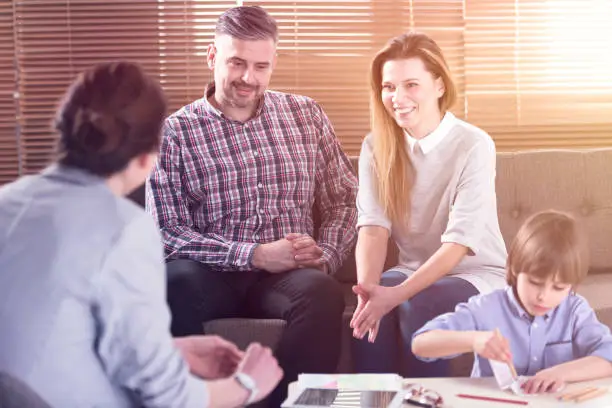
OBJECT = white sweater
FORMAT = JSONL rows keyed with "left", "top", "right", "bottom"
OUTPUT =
{"left": 357, "top": 112, "right": 507, "bottom": 294}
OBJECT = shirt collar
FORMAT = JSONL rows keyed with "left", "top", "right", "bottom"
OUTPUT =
{"left": 505, "top": 286, "right": 554, "bottom": 321}
{"left": 42, "top": 164, "right": 104, "bottom": 186}
{"left": 201, "top": 82, "right": 266, "bottom": 122}
{"left": 404, "top": 111, "right": 456, "bottom": 155}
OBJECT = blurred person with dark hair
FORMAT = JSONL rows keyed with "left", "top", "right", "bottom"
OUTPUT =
{"left": 146, "top": 5, "right": 358, "bottom": 407}
{"left": 0, "top": 61, "right": 282, "bottom": 408}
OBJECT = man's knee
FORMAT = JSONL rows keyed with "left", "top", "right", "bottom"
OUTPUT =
{"left": 167, "top": 259, "right": 205, "bottom": 284}
{"left": 165, "top": 259, "right": 211, "bottom": 302}
{"left": 289, "top": 269, "right": 345, "bottom": 315}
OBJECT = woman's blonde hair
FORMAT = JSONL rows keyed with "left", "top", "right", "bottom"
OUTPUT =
{"left": 506, "top": 210, "right": 589, "bottom": 287}
{"left": 369, "top": 32, "right": 456, "bottom": 225}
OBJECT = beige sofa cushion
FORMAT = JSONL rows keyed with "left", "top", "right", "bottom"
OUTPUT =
{"left": 496, "top": 149, "right": 612, "bottom": 273}
{"left": 344, "top": 150, "right": 612, "bottom": 315}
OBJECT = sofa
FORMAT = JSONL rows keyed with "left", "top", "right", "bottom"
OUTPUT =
{"left": 130, "top": 148, "right": 612, "bottom": 376}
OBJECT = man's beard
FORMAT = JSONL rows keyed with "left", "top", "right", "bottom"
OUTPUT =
{"left": 228, "top": 80, "right": 260, "bottom": 109}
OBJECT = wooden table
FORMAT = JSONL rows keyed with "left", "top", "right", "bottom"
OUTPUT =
{"left": 288, "top": 377, "right": 612, "bottom": 407}
{"left": 403, "top": 377, "right": 612, "bottom": 407}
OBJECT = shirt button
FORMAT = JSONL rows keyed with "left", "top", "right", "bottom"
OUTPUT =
{"left": 533, "top": 356, "right": 538, "bottom": 362}
{"left": 259, "top": 208, "right": 264, "bottom": 214}
{"left": 257, "top": 183, "right": 263, "bottom": 189}
{"left": 253, "top": 151, "right": 259, "bottom": 157}
{"left": 533, "top": 323, "right": 538, "bottom": 329}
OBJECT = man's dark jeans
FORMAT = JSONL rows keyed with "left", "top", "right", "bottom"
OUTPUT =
{"left": 166, "top": 259, "right": 345, "bottom": 407}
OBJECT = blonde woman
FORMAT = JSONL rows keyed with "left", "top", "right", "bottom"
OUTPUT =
{"left": 350, "top": 32, "right": 507, "bottom": 377}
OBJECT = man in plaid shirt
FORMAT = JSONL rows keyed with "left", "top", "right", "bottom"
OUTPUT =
{"left": 146, "top": 5, "right": 358, "bottom": 407}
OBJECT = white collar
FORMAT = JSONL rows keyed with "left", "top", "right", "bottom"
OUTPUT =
{"left": 404, "top": 111, "right": 456, "bottom": 155}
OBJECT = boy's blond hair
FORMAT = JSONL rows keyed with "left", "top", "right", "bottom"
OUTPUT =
{"left": 506, "top": 210, "right": 589, "bottom": 287}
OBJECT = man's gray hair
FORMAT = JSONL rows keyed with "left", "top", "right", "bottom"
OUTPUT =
{"left": 216, "top": 6, "right": 278, "bottom": 43}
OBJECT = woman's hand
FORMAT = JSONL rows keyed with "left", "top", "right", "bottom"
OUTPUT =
{"left": 349, "top": 283, "right": 403, "bottom": 341}
{"left": 352, "top": 294, "right": 381, "bottom": 342}
{"left": 235, "top": 343, "right": 284, "bottom": 404}
{"left": 175, "top": 335, "right": 243, "bottom": 379}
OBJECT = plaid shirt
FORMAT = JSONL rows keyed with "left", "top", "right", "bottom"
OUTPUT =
{"left": 146, "top": 85, "right": 358, "bottom": 274}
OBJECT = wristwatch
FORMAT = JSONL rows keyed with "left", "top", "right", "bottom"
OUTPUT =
{"left": 234, "top": 372, "right": 259, "bottom": 406}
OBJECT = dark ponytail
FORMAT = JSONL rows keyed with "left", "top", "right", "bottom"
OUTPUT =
{"left": 56, "top": 61, "right": 166, "bottom": 177}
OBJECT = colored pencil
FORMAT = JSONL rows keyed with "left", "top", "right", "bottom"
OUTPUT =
{"left": 575, "top": 388, "right": 608, "bottom": 402}
{"left": 494, "top": 328, "right": 518, "bottom": 379}
{"left": 559, "top": 386, "right": 598, "bottom": 401}
{"left": 457, "top": 393, "right": 528, "bottom": 405}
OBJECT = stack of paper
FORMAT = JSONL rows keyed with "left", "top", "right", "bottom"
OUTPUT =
{"left": 297, "top": 373, "right": 403, "bottom": 391}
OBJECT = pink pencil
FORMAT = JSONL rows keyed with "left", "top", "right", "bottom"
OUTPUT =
{"left": 457, "top": 393, "right": 528, "bottom": 405}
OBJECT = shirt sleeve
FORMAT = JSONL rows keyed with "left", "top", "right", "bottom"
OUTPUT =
{"left": 412, "top": 295, "right": 482, "bottom": 361}
{"left": 571, "top": 296, "right": 612, "bottom": 362}
{"left": 441, "top": 135, "right": 497, "bottom": 255}
{"left": 312, "top": 101, "right": 358, "bottom": 274}
{"left": 93, "top": 211, "right": 209, "bottom": 408}
{"left": 356, "top": 136, "right": 392, "bottom": 231}
{"left": 146, "top": 120, "right": 258, "bottom": 270}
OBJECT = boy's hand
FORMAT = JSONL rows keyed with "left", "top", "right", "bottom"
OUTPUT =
{"left": 472, "top": 331, "right": 513, "bottom": 363}
{"left": 521, "top": 366, "right": 566, "bottom": 394}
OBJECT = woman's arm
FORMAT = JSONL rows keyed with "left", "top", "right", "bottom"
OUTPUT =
{"left": 395, "top": 242, "right": 468, "bottom": 300}
{"left": 207, "top": 379, "right": 249, "bottom": 408}
{"left": 207, "top": 343, "right": 283, "bottom": 408}
{"left": 355, "top": 225, "right": 389, "bottom": 285}
{"left": 350, "top": 226, "right": 389, "bottom": 339}
{"left": 354, "top": 137, "right": 392, "bottom": 286}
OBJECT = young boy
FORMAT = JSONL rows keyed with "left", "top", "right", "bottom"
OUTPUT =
{"left": 411, "top": 210, "right": 612, "bottom": 394}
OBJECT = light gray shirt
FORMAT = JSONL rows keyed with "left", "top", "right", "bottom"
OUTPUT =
{"left": 357, "top": 113, "right": 507, "bottom": 293}
{"left": 0, "top": 165, "right": 208, "bottom": 407}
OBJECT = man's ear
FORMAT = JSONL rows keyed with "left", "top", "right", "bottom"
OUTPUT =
{"left": 136, "top": 151, "right": 156, "bottom": 172}
{"left": 206, "top": 44, "right": 216, "bottom": 70}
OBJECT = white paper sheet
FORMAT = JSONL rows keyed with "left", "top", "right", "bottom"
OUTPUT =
{"left": 489, "top": 359, "right": 528, "bottom": 394}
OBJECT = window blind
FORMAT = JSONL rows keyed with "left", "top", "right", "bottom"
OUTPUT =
{"left": 0, "top": 1, "right": 18, "bottom": 184}
{"left": 1, "top": 0, "right": 611, "bottom": 184}
{"left": 13, "top": 0, "right": 161, "bottom": 174}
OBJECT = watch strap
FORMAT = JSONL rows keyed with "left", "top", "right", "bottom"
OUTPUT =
{"left": 234, "top": 372, "right": 258, "bottom": 405}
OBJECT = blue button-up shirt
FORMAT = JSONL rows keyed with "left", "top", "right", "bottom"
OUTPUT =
{"left": 0, "top": 165, "right": 208, "bottom": 407}
{"left": 414, "top": 287, "right": 612, "bottom": 377}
